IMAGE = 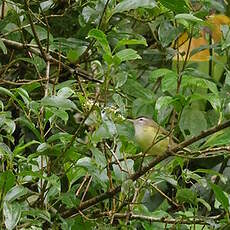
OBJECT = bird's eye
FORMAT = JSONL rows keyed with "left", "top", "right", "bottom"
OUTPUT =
{"left": 139, "top": 118, "right": 144, "bottom": 121}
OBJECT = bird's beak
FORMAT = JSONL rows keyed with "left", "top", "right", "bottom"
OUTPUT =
{"left": 127, "top": 118, "right": 134, "bottom": 123}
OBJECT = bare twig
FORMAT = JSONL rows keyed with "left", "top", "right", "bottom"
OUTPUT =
{"left": 76, "top": 173, "right": 89, "bottom": 196}
{"left": 24, "top": 0, "right": 48, "bottom": 61}
{"left": 97, "top": 212, "right": 222, "bottom": 225}
{"left": 1, "top": 38, "right": 103, "bottom": 84}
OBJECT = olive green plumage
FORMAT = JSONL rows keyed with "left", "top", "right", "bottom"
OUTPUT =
{"left": 130, "top": 117, "right": 173, "bottom": 155}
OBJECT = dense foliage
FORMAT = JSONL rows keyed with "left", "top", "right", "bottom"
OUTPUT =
{"left": 1, "top": 0, "right": 230, "bottom": 229}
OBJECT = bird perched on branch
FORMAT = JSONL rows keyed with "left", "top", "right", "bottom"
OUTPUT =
{"left": 129, "top": 117, "right": 175, "bottom": 155}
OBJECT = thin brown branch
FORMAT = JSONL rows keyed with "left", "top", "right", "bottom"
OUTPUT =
{"left": 98, "top": 212, "right": 222, "bottom": 225}
{"left": 62, "top": 119, "right": 230, "bottom": 218}
{"left": 24, "top": 0, "right": 48, "bottom": 61}
{"left": 0, "top": 38, "right": 103, "bottom": 83}
{"left": 76, "top": 173, "right": 89, "bottom": 197}
{"left": 140, "top": 177, "right": 180, "bottom": 209}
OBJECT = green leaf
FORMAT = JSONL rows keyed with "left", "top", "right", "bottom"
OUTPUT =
{"left": 0, "top": 38, "right": 7, "bottom": 54}
{"left": 67, "top": 47, "right": 87, "bottom": 63}
{"left": 210, "top": 183, "right": 229, "bottom": 210}
{"left": 3, "top": 201, "right": 21, "bottom": 230}
{"left": 23, "top": 209, "right": 51, "bottom": 223}
{"left": 90, "top": 146, "right": 107, "bottom": 168}
{"left": 41, "top": 96, "right": 77, "bottom": 110}
{"left": 197, "top": 198, "right": 211, "bottom": 212}
{"left": 92, "top": 119, "right": 117, "bottom": 144}
{"left": 25, "top": 25, "right": 52, "bottom": 41}
{"left": 113, "top": 0, "right": 157, "bottom": 14}
{"left": 176, "top": 188, "right": 197, "bottom": 205}
{"left": 14, "top": 88, "right": 31, "bottom": 106}
{"left": 48, "top": 107, "right": 69, "bottom": 124}
{"left": 67, "top": 49, "right": 80, "bottom": 63}
{"left": 113, "top": 72, "right": 128, "bottom": 88}
{"left": 4, "top": 185, "right": 29, "bottom": 202}
{"left": 47, "top": 132, "right": 73, "bottom": 144}
{"left": 88, "top": 29, "right": 111, "bottom": 55}
{"left": 161, "top": 71, "right": 177, "bottom": 93}
{"left": 0, "top": 171, "right": 15, "bottom": 194}
{"left": 122, "top": 79, "right": 154, "bottom": 99}
{"left": 57, "top": 87, "right": 75, "bottom": 98}
{"left": 155, "top": 96, "right": 174, "bottom": 123}
{"left": 115, "top": 48, "right": 141, "bottom": 63}
{"left": 114, "top": 38, "right": 147, "bottom": 52}
{"left": 159, "top": 0, "right": 190, "bottom": 13}
{"left": 0, "top": 143, "right": 13, "bottom": 156}
{"left": 149, "top": 68, "right": 173, "bottom": 82}
{"left": 195, "top": 169, "right": 226, "bottom": 184}
{"left": 175, "top": 14, "right": 203, "bottom": 23}
{"left": 179, "top": 107, "right": 207, "bottom": 137}
{"left": 13, "top": 140, "right": 39, "bottom": 156}
{"left": 202, "top": 128, "right": 230, "bottom": 148}
{"left": 189, "top": 93, "right": 221, "bottom": 111}
{"left": 158, "top": 21, "right": 181, "bottom": 47}
{"left": 0, "top": 87, "right": 14, "bottom": 98}
{"left": 132, "top": 98, "right": 155, "bottom": 118}
{"left": 16, "top": 117, "right": 42, "bottom": 142}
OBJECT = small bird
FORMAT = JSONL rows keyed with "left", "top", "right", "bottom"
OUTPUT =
{"left": 129, "top": 117, "right": 174, "bottom": 155}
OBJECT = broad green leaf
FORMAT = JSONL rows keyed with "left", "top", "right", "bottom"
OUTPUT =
{"left": 113, "top": 93, "right": 125, "bottom": 114}
{"left": 113, "top": 71, "right": 128, "bottom": 88}
{"left": 49, "top": 108, "right": 69, "bottom": 124}
{"left": 3, "top": 201, "right": 21, "bottom": 230}
{"left": 114, "top": 39, "right": 147, "bottom": 52}
{"left": 13, "top": 140, "right": 39, "bottom": 156}
{"left": 158, "top": 21, "right": 181, "bottom": 47}
{"left": 14, "top": 88, "right": 30, "bottom": 106}
{"left": 41, "top": 96, "right": 77, "bottom": 110}
{"left": 0, "top": 87, "right": 14, "bottom": 97}
{"left": 161, "top": 71, "right": 177, "bottom": 93}
{"left": 0, "top": 38, "right": 7, "bottom": 54}
{"left": 59, "top": 189, "right": 80, "bottom": 208}
{"left": 92, "top": 119, "right": 117, "bottom": 144}
{"left": 175, "top": 14, "right": 203, "bottom": 23}
{"left": 57, "top": 80, "right": 77, "bottom": 89}
{"left": 113, "top": 0, "right": 157, "bottom": 14}
{"left": 149, "top": 68, "right": 173, "bottom": 82}
{"left": 57, "top": 87, "right": 75, "bottom": 98}
{"left": 202, "top": 128, "right": 230, "bottom": 148}
{"left": 122, "top": 79, "right": 154, "bottom": 99}
{"left": 190, "top": 93, "right": 221, "bottom": 111}
{"left": 195, "top": 169, "right": 226, "bottom": 184}
{"left": 0, "top": 143, "right": 12, "bottom": 156}
{"left": 155, "top": 96, "right": 174, "bottom": 123}
{"left": 121, "top": 179, "right": 133, "bottom": 195}
{"left": 4, "top": 185, "right": 29, "bottom": 202}
{"left": 210, "top": 183, "right": 229, "bottom": 210}
{"left": 0, "top": 171, "right": 15, "bottom": 194}
{"left": 67, "top": 47, "right": 87, "bottom": 63}
{"left": 25, "top": 25, "right": 53, "bottom": 41}
{"left": 179, "top": 107, "right": 207, "bottom": 137}
{"left": 37, "top": 143, "right": 51, "bottom": 153}
{"left": 115, "top": 48, "right": 141, "bottom": 63}
{"left": 16, "top": 117, "right": 42, "bottom": 142}
{"left": 90, "top": 146, "right": 107, "bottom": 168}
{"left": 47, "top": 132, "right": 73, "bottom": 144}
{"left": 23, "top": 209, "right": 51, "bottom": 223}
{"left": 159, "top": 0, "right": 189, "bottom": 13}
{"left": 176, "top": 188, "right": 197, "bottom": 205}
{"left": 197, "top": 198, "right": 211, "bottom": 212}
{"left": 132, "top": 98, "right": 155, "bottom": 118}
{"left": 88, "top": 29, "right": 111, "bottom": 55}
